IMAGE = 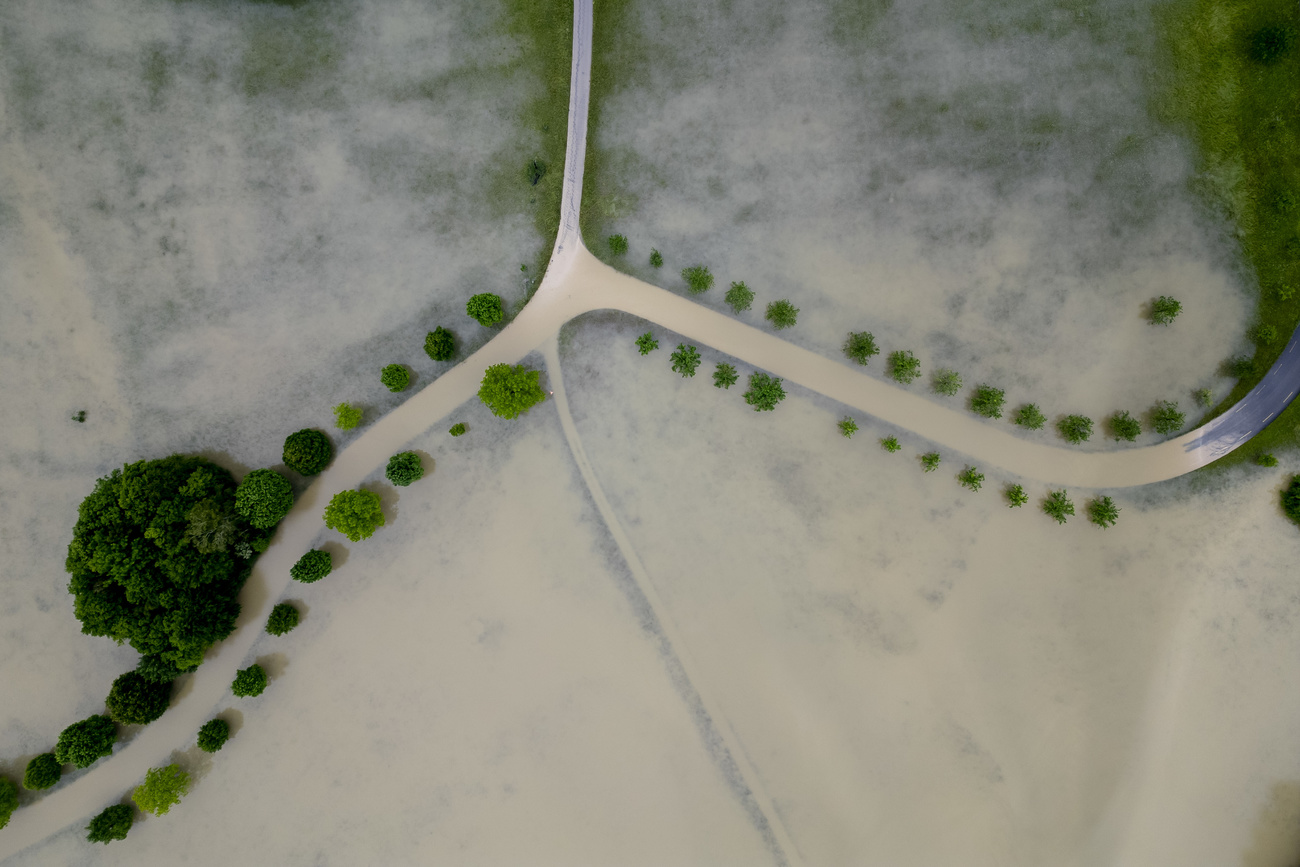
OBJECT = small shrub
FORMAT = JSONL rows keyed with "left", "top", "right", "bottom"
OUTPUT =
{"left": 649, "top": 249, "right": 663, "bottom": 268}
{"left": 888, "top": 350, "right": 921, "bottom": 384}
{"left": 0, "top": 778, "right": 14, "bottom": 831}
{"left": 1150, "top": 400, "right": 1185, "bottom": 435}
{"left": 1253, "top": 323, "right": 1279, "bottom": 345}
{"left": 920, "top": 452, "right": 940, "bottom": 472}
{"left": 635, "top": 332, "right": 659, "bottom": 355}
{"left": 681, "top": 265, "right": 714, "bottom": 294}
{"left": 1257, "top": 453, "right": 1279, "bottom": 467}
{"left": 380, "top": 364, "right": 410, "bottom": 393}
{"left": 1058, "top": 414, "right": 1093, "bottom": 444}
{"left": 449, "top": 422, "right": 467, "bottom": 436}
{"left": 1014, "top": 404, "right": 1047, "bottom": 430}
{"left": 106, "top": 671, "right": 172, "bottom": 726}
{"left": 765, "top": 300, "right": 799, "bottom": 330}
{"left": 334, "top": 403, "right": 363, "bottom": 430}
{"left": 957, "top": 466, "right": 984, "bottom": 491}
{"left": 323, "top": 489, "right": 386, "bottom": 542}
{"left": 23, "top": 753, "right": 62, "bottom": 791}
{"left": 197, "top": 718, "right": 230, "bottom": 753}
{"left": 743, "top": 372, "right": 786, "bottom": 411}
{"left": 670, "top": 344, "right": 702, "bottom": 377}
{"left": 55, "top": 715, "right": 117, "bottom": 769}
{"left": 843, "top": 332, "right": 879, "bottom": 365}
{"left": 133, "top": 763, "right": 190, "bottom": 816}
{"left": 385, "top": 451, "right": 424, "bottom": 486}
{"left": 932, "top": 368, "right": 962, "bottom": 396}
{"left": 840, "top": 417, "right": 859, "bottom": 438}
{"left": 266, "top": 603, "right": 300, "bottom": 636}
{"left": 1247, "top": 23, "right": 1295, "bottom": 64}
{"left": 283, "top": 428, "right": 333, "bottom": 475}
{"left": 526, "top": 158, "right": 547, "bottom": 185}
{"left": 608, "top": 234, "right": 629, "bottom": 256}
{"left": 1194, "top": 388, "right": 1214, "bottom": 409}
{"left": 713, "top": 363, "right": 739, "bottom": 389}
{"left": 1087, "top": 496, "right": 1120, "bottom": 529}
{"left": 725, "top": 281, "right": 755, "bottom": 313}
{"left": 1150, "top": 296, "right": 1181, "bottom": 325}
{"left": 291, "top": 549, "right": 332, "bottom": 583}
{"left": 1279, "top": 283, "right": 1296, "bottom": 303}
{"left": 1225, "top": 355, "right": 1255, "bottom": 378}
{"left": 231, "top": 664, "right": 268, "bottom": 698}
{"left": 970, "top": 385, "right": 1005, "bottom": 419}
{"left": 1109, "top": 411, "right": 1141, "bottom": 442}
{"left": 234, "top": 469, "right": 294, "bottom": 529}
{"left": 881, "top": 434, "right": 901, "bottom": 452}
{"left": 478, "top": 363, "right": 546, "bottom": 419}
{"left": 424, "top": 327, "right": 456, "bottom": 362}
{"left": 1005, "top": 484, "right": 1028, "bottom": 508}
{"left": 466, "top": 293, "right": 505, "bottom": 326}
{"left": 1283, "top": 476, "right": 1300, "bottom": 523}
{"left": 1043, "top": 490, "right": 1075, "bottom": 524}
{"left": 86, "top": 804, "right": 133, "bottom": 843}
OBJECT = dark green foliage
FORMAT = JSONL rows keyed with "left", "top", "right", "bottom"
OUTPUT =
{"left": 921, "top": 452, "right": 940, "bottom": 472}
{"left": 765, "top": 300, "right": 799, "bottom": 330}
{"left": 725, "top": 282, "right": 754, "bottom": 313}
{"left": 323, "top": 490, "right": 386, "bottom": 542}
{"left": 197, "top": 718, "right": 230, "bottom": 753}
{"left": 449, "top": 423, "right": 467, "bottom": 437}
{"left": 86, "top": 803, "right": 133, "bottom": 843}
{"left": 55, "top": 715, "right": 117, "bottom": 769}
{"left": 182, "top": 498, "right": 240, "bottom": 555}
{"left": 839, "top": 417, "right": 858, "bottom": 438}
{"left": 424, "top": 327, "right": 456, "bottom": 362}
{"left": 743, "top": 373, "right": 786, "bottom": 411}
{"left": 386, "top": 452, "right": 424, "bottom": 486}
{"left": 72, "top": 410, "right": 87, "bottom": 423}
{"left": 957, "top": 466, "right": 984, "bottom": 492}
{"left": 1253, "top": 323, "right": 1279, "bottom": 344}
{"left": 1043, "top": 490, "right": 1075, "bottom": 524}
{"left": 932, "top": 368, "right": 962, "bottom": 396}
{"left": 478, "top": 363, "right": 546, "bottom": 419}
{"left": 133, "top": 763, "right": 189, "bottom": 816}
{"left": 23, "top": 753, "right": 61, "bottom": 791}
{"left": 466, "top": 293, "right": 505, "bottom": 327}
{"left": 234, "top": 469, "right": 294, "bottom": 529}
{"left": 1225, "top": 355, "right": 1256, "bottom": 378}
{"left": 232, "top": 664, "right": 268, "bottom": 698}
{"left": 527, "top": 158, "right": 547, "bottom": 186}
{"left": 969, "top": 385, "right": 1005, "bottom": 419}
{"left": 1194, "top": 388, "right": 1214, "bottom": 408}
{"left": 290, "top": 549, "right": 332, "bottom": 584}
{"left": 670, "top": 344, "right": 702, "bottom": 377}
{"left": 882, "top": 435, "right": 901, "bottom": 452}
{"left": 843, "top": 332, "right": 879, "bottom": 365}
{"left": 1006, "top": 484, "right": 1028, "bottom": 508}
{"left": 1282, "top": 476, "right": 1300, "bottom": 523}
{"left": 1247, "top": 23, "right": 1294, "bottom": 64}
{"left": 1014, "top": 404, "right": 1047, "bottom": 430}
{"left": 608, "top": 234, "right": 628, "bottom": 255}
{"left": 1151, "top": 400, "right": 1186, "bottom": 435}
{"left": 713, "top": 363, "right": 739, "bottom": 389}
{"left": 681, "top": 265, "right": 714, "bottom": 294}
{"left": 1087, "top": 496, "right": 1121, "bottom": 529}
{"left": 635, "top": 332, "right": 659, "bottom": 355}
{"left": 888, "top": 350, "right": 921, "bottom": 384}
{"left": 266, "top": 603, "right": 300, "bottom": 636}
{"left": 1257, "top": 452, "right": 1279, "bottom": 467}
{"left": 136, "top": 653, "right": 188, "bottom": 684}
{"left": 1109, "top": 411, "right": 1142, "bottom": 442}
{"left": 334, "top": 403, "right": 363, "bottom": 430}
{"left": 381, "top": 364, "right": 411, "bottom": 393}
{"left": 1150, "top": 296, "right": 1182, "bottom": 325}
{"left": 0, "top": 778, "right": 14, "bottom": 831}
{"left": 66, "top": 456, "right": 264, "bottom": 672}
{"left": 1058, "top": 414, "right": 1093, "bottom": 444}
{"left": 649, "top": 249, "right": 663, "bottom": 268}
{"left": 282, "top": 429, "right": 333, "bottom": 476}
{"left": 106, "top": 671, "right": 172, "bottom": 725}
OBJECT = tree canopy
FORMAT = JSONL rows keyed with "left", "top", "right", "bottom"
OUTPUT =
{"left": 86, "top": 804, "right": 133, "bottom": 843}
{"left": 55, "top": 715, "right": 117, "bottom": 769}
{"left": 932, "top": 368, "right": 962, "bottom": 396}
{"left": 334, "top": 403, "right": 363, "bottom": 430}
{"left": 670, "top": 344, "right": 702, "bottom": 377}
{"left": 133, "top": 763, "right": 190, "bottom": 816}
{"left": 840, "top": 417, "right": 859, "bottom": 438}
{"left": 267, "top": 602, "right": 300, "bottom": 636}
{"left": 1109, "top": 410, "right": 1141, "bottom": 442}
{"left": 969, "top": 385, "right": 1005, "bottom": 419}
{"left": 0, "top": 778, "right": 16, "bottom": 830}
{"left": 1150, "top": 400, "right": 1186, "bottom": 435}
{"left": 290, "top": 549, "right": 332, "bottom": 583}
{"left": 765, "top": 300, "right": 799, "bottom": 330}
{"left": 681, "top": 265, "right": 714, "bottom": 294}
{"left": 649, "top": 249, "right": 663, "bottom": 268}
{"left": 743, "top": 373, "right": 786, "bottom": 411}
{"left": 449, "top": 422, "right": 467, "bottom": 437}
{"left": 888, "top": 350, "right": 921, "bottom": 384}
{"left": 23, "top": 753, "right": 62, "bottom": 791}
{"left": 1058, "top": 414, "right": 1093, "bottom": 444}
{"left": 1043, "top": 490, "right": 1075, "bottom": 524}
{"left": 466, "top": 293, "right": 505, "bottom": 326}
{"left": 232, "top": 664, "right": 268, "bottom": 698}
{"left": 478, "top": 363, "right": 546, "bottom": 419}
{"left": 1150, "top": 295, "right": 1182, "bottom": 325}
{"left": 607, "top": 234, "right": 628, "bottom": 255}
{"left": 1014, "top": 403, "right": 1046, "bottom": 430}
{"left": 106, "top": 670, "right": 172, "bottom": 725}
{"left": 282, "top": 428, "right": 332, "bottom": 475}
{"left": 843, "top": 332, "right": 879, "bottom": 365}
{"left": 197, "top": 718, "right": 230, "bottom": 753}
{"left": 725, "top": 282, "right": 754, "bottom": 313}
{"left": 380, "top": 364, "right": 411, "bottom": 393}
{"left": 386, "top": 451, "right": 425, "bottom": 486}
{"left": 1282, "top": 476, "right": 1300, "bottom": 523}
{"left": 635, "top": 332, "right": 659, "bottom": 355}
{"left": 234, "top": 469, "right": 294, "bottom": 529}
{"left": 424, "top": 327, "right": 456, "bottom": 362}
{"left": 713, "top": 363, "right": 739, "bottom": 389}
{"left": 1087, "top": 496, "right": 1120, "bottom": 529}
{"left": 323, "top": 489, "right": 386, "bottom": 542}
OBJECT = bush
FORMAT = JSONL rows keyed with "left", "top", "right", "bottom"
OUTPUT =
{"left": 1005, "top": 484, "right": 1028, "bottom": 508}
{"left": 1087, "top": 496, "right": 1120, "bottom": 529}
{"left": 932, "top": 368, "right": 962, "bottom": 396}
{"left": 133, "top": 763, "right": 190, "bottom": 816}
{"left": 385, "top": 451, "right": 424, "bottom": 486}
{"left": 197, "top": 718, "right": 230, "bottom": 753}
{"left": 635, "top": 332, "right": 659, "bottom": 355}
{"left": 1247, "top": 23, "right": 1295, "bottom": 64}
{"left": 323, "top": 489, "right": 386, "bottom": 542}
{"left": 920, "top": 452, "right": 940, "bottom": 473}
{"left": 1150, "top": 400, "right": 1185, "bottom": 435}
{"left": 23, "top": 753, "right": 61, "bottom": 791}
{"left": 106, "top": 671, "right": 172, "bottom": 726}
{"left": 526, "top": 157, "right": 546, "bottom": 185}
{"left": 86, "top": 803, "right": 132, "bottom": 843}
{"left": 1109, "top": 411, "right": 1142, "bottom": 442}
{"left": 1257, "top": 453, "right": 1279, "bottom": 467}
{"left": 1253, "top": 323, "right": 1279, "bottom": 344}
{"left": 290, "top": 549, "right": 332, "bottom": 583}
{"left": 743, "top": 373, "right": 786, "bottom": 411}
{"left": 681, "top": 265, "right": 714, "bottom": 294}
{"left": 670, "top": 344, "right": 702, "bottom": 377}
{"left": 1058, "top": 414, "right": 1093, "bottom": 444}
{"left": 449, "top": 422, "right": 467, "bottom": 437}
{"left": 1014, "top": 404, "right": 1047, "bottom": 430}
{"left": 1043, "top": 490, "right": 1075, "bottom": 524}
{"left": 970, "top": 385, "right": 1005, "bottom": 419}
{"left": 881, "top": 435, "right": 901, "bottom": 452}
{"left": 231, "top": 664, "right": 268, "bottom": 698}
{"left": 713, "top": 363, "right": 739, "bottom": 389}
{"left": 266, "top": 603, "right": 300, "bottom": 636}
{"left": 380, "top": 364, "right": 411, "bottom": 393}
{"left": 466, "top": 293, "right": 505, "bottom": 326}
{"left": 725, "top": 282, "right": 754, "bottom": 313}
{"left": 234, "top": 468, "right": 294, "bottom": 529}
{"left": 608, "top": 234, "right": 628, "bottom": 255}
{"left": 136, "top": 653, "right": 187, "bottom": 684}
{"left": 1224, "top": 355, "right": 1256, "bottom": 378}
{"left": 479, "top": 363, "right": 546, "bottom": 419}
{"left": 1282, "top": 476, "right": 1300, "bottom": 524}
{"left": 957, "top": 466, "right": 984, "bottom": 491}
{"left": 888, "top": 350, "right": 921, "bottom": 384}
{"left": 1150, "top": 296, "right": 1182, "bottom": 325}
{"left": 765, "top": 300, "right": 799, "bottom": 330}
{"left": 0, "top": 778, "right": 14, "bottom": 831}
{"left": 424, "top": 327, "right": 456, "bottom": 362}
{"left": 1194, "top": 388, "right": 1214, "bottom": 409}
{"left": 840, "top": 417, "right": 859, "bottom": 438}
{"left": 55, "top": 715, "right": 117, "bottom": 769}
{"left": 843, "top": 332, "right": 879, "bottom": 365}
{"left": 334, "top": 403, "right": 363, "bottom": 430}
{"left": 283, "top": 429, "right": 333, "bottom": 475}
{"left": 649, "top": 249, "right": 663, "bottom": 268}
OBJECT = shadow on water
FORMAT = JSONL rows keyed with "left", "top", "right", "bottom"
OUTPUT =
{"left": 1242, "top": 781, "right": 1300, "bottom": 867}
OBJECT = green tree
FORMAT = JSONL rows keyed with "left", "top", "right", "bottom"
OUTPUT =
{"left": 1058, "top": 414, "right": 1093, "bottom": 444}
{"left": 1043, "top": 490, "right": 1075, "bottom": 524}
{"left": 466, "top": 293, "right": 504, "bottom": 326}
{"left": 932, "top": 368, "right": 962, "bottom": 396}
{"left": 1014, "top": 404, "right": 1047, "bottom": 430}
{"left": 725, "top": 282, "right": 754, "bottom": 313}
{"left": 843, "top": 332, "right": 879, "bottom": 366}
{"left": 323, "top": 489, "right": 386, "bottom": 542}
{"left": 681, "top": 265, "right": 714, "bottom": 294}
{"left": 283, "top": 429, "right": 333, "bottom": 475}
{"left": 197, "top": 718, "right": 230, "bottom": 753}
{"left": 670, "top": 344, "right": 702, "bottom": 377}
{"left": 1150, "top": 296, "right": 1181, "bottom": 325}
{"left": 765, "top": 300, "right": 799, "bottom": 330}
{"left": 290, "top": 549, "right": 332, "bottom": 583}
{"left": 635, "top": 332, "right": 659, "bottom": 355}
{"left": 881, "top": 435, "right": 901, "bottom": 452}
{"left": 743, "top": 373, "right": 786, "bottom": 411}
{"left": 449, "top": 423, "right": 467, "bottom": 437}
{"left": 921, "top": 452, "right": 940, "bottom": 472}
{"left": 1005, "top": 484, "right": 1028, "bottom": 508}
{"left": 133, "top": 763, "right": 190, "bottom": 816}
{"left": 1151, "top": 400, "right": 1185, "bottom": 435}
{"left": 182, "top": 498, "right": 242, "bottom": 555}
{"left": 713, "top": 363, "right": 739, "bottom": 389}
{"left": 608, "top": 234, "right": 629, "bottom": 255}
{"left": 1087, "top": 496, "right": 1120, "bottom": 529}
{"left": 957, "top": 466, "right": 985, "bottom": 491}
{"left": 478, "top": 363, "right": 546, "bottom": 419}
{"left": 1252, "top": 323, "right": 1279, "bottom": 344}
{"left": 1257, "top": 453, "right": 1279, "bottom": 467}
{"left": 385, "top": 452, "right": 424, "bottom": 486}
{"left": 888, "top": 350, "right": 921, "bottom": 384}
{"left": 334, "top": 403, "right": 363, "bottom": 430}
{"left": 1109, "top": 410, "right": 1141, "bottom": 442}
{"left": 0, "top": 778, "right": 14, "bottom": 831}
{"left": 231, "top": 664, "right": 268, "bottom": 698}
{"left": 424, "top": 327, "right": 456, "bottom": 362}
{"left": 840, "top": 417, "right": 859, "bottom": 438}
{"left": 55, "top": 715, "right": 117, "bottom": 769}
{"left": 970, "top": 385, "right": 1005, "bottom": 419}
{"left": 1194, "top": 388, "right": 1214, "bottom": 409}
{"left": 649, "top": 249, "right": 663, "bottom": 268}
{"left": 136, "top": 653, "right": 187, "bottom": 684}
{"left": 106, "top": 671, "right": 172, "bottom": 726}
{"left": 23, "top": 753, "right": 62, "bottom": 791}
{"left": 86, "top": 803, "right": 132, "bottom": 843}
{"left": 266, "top": 603, "right": 300, "bottom": 636}
{"left": 1225, "top": 355, "right": 1255, "bottom": 378}
{"left": 1282, "top": 476, "right": 1300, "bottom": 523}
{"left": 380, "top": 364, "right": 411, "bottom": 393}
{"left": 234, "top": 469, "right": 294, "bottom": 529}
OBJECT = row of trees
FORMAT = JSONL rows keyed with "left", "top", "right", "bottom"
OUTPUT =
{"left": 634, "top": 331, "right": 786, "bottom": 412}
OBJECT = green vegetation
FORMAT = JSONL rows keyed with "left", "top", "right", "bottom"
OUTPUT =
{"left": 231, "top": 664, "right": 268, "bottom": 698}
{"left": 133, "top": 763, "right": 189, "bottom": 816}
{"left": 106, "top": 671, "right": 172, "bottom": 726}
{"left": 1257, "top": 452, "right": 1279, "bottom": 466}
{"left": 713, "top": 363, "right": 739, "bottom": 389}
{"left": 56, "top": 715, "right": 116, "bottom": 769}
{"left": 880, "top": 434, "right": 900, "bottom": 451}
{"left": 466, "top": 293, "right": 505, "bottom": 327}
{"left": 197, "top": 718, "right": 230, "bottom": 753}
{"left": 957, "top": 466, "right": 985, "bottom": 492}
{"left": 86, "top": 803, "right": 132, "bottom": 843}
{"left": 888, "top": 350, "right": 921, "bottom": 385}
{"left": 1282, "top": 475, "right": 1300, "bottom": 523}
{"left": 635, "top": 332, "right": 659, "bottom": 355}
{"left": 1150, "top": 295, "right": 1182, "bottom": 325}
{"left": 266, "top": 603, "right": 300, "bottom": 636}
{"left": 650, "top": 249, "right": 663, "bottom": 268}
{"left": 608, "top": 234, "right": 628, "bottom": 255}
{"left": 380, "top": 364, "right": 411, "bottom": 393}
{"left": 932, "top": 368, "right": 962, "bottom": 396}
{"left": 182, "top": 498, "right": 241, "bottom": 556}
{"left": 1225, "top": 355, "right": 1256, "bottom": 378}
{"left": 0, "top": 778, "right": 14, "bottom": 831}
{"left": 290, "top": 549, "right": 332, "bottom": 584}
{"left": 1006, "top": 484, "right": 1028, "bottom": 508}
{"left": 1109, "top": 410, "right": 1142, "bottom": 442}
{"left": 449, "top": 422, "right": 467, "bottom": 437}
{"left": 478, "top": 363, "right": 546, "bottom": 419}
{"left": 725, "top": 281, "right": 755, "bottom": 313}
{"left": 921, "top": 452, "right": 940, "bottom": 473}
{"left": 765, "top": 300, "right": 799, "bottom": 330}
{"left": 136, "top": 653, "right": 185, "bottom": 685}
{"left": 843, "top": 332, "right": 879, "bottom": 366}
{"left": 743, "top": 373, "right": 786, "bottom": 411}
{"left": 234, "top": 468, "right": 294, "bottom": 529}
{"left": 282, "top": 431, "right": 332, "bottom": 478}
{"left": 1253, "top": 323, "right": 1279, "bottom": 344}
{"left": 840, "top": 417, "right": 859, "bottom": 438}
{"left": 334, "top": 403, "right": 363, "bottom": 430}
{"left": 323, "top": 489, "right": 386, "bottom": 542}
{"left": 1058, "top": 414, "right": 1093, "bottom": 444}
{"left": 969, "top": 385, "right": 1005, "bottom": 419}
{"left": 1151, "top": 400, "right": 1186, "bottom": 434}
{"left": 670, "top": 344, "right": 702, "bottom": 377}
{"left": 23, "top": 753, "right": 61, "bottom": 791}
{"left": 424, "top": 327, "right": 456, "bottom": 362}
{"left": 682, "top": 265, "right": 714, "bottom": 294}
{"left": 1043, "top": 490, "right": 1075, "bottom": 524}
{"left": 385, "top": 451, "right": 424, "bottom": 486}
{"left": 1194, "top": 387, "right": 1215, "bottom": 408}
{"left": 1014, "top": 404, "right": 1047, "bottom": 430}
{"left": 1087, "top": 496, "right": 1121, "bottom": 529}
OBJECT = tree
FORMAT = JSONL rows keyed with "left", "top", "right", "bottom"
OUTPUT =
{"left": 466, "top": 293, "right": 504, "bottom": 326}
{"left": 136, "top": 653, "right": 187, "bottom": 684}
{"left": 1257, "top": 453, "right": 1279, "bottom": 467}
{"left": 608, "top": 234, "right": 629, "bottom": 255}
{"left": 1225, "top": 355, "right": 1255, "bottom": 378}
{"left": 231, "top": 664, "right": 268, "bottom": 698}
{"left": 86, "top": 803, "right": 133, "bottom": 843}
{"left": 743, "top": 373, "right": 786, "bottom": 411}
{"left": 881, "top": 435, "right": 901, "bottom": 452}
{"left": 385, "top": 451, "right": 424, "bottom": 486}
{"left": 283, "top": 429, "right": 333, "bottom": 475}
{"left": 424, "top": 327, "right": 456, "bottom": 362}
{"left": 0, "top": 778, "right": 14, "bottom": 831}
{"left": 234, "top": 469, "right": 294, "bottom": 529}
{"left": 380, "top": 364, "right": 410, "bottom": 393}
{"left": 1058, "top": 414, "right": 1093, "bottom": 444}
{"left": 182, "top": 498, "right": 241, "bottom": 555}
{"left": 23, "top": 753, "right": 62, "bottom": 791}
{"left": 681, "top": 265, "right": 714, "bottom": 294}
{"left": 66, "top": 456, "right": 266, "bottom": 673}
{"left": 888, "top": 350, "right": 921, "bottom": 384}
{"left": 106, "top": 671, "right": 172, "bottom": 725}
{"left": 1005, "top": 484, "right": 1028, "bottom": 508}
{"left": 957, "top": 466, "right": 984, "bottom": 491}
{"left": 290, "top": 549, "right": 332, "bottom": 583}
{"left": 1150, "top": 296, "right": 1181, "bottom": 325}
{"left": 133, "top": 763, "right": 190, "bottom": 816}
{"left": 649, "top": 249, "right": 663, "bottom": 268}
{"left": 1282, "top": 476, "right": 1300, "bottom": 523}
{"left": 921, "top": 452, "right": 940, "bottom": 472}
{"left": 266, "top": 603, "right": 300, "bottom": 636}
{"left": 1014, "top": 404, "right": 1046, "bottom": 430}
{"left": 55, "top": 715, "right": 117, "bottom": 769}
{"left": 1109, "top": 410, "right": 1141, "bottom": 442}
{"left": 765, "top": 300, "right": 799, "bottom": 329}
{"left": 843, "top": 332, "right": 879, "bottom": 366}
{"left": 932, "top": 368, "right": 962, "bottom": 396}
{"left": 840, "top": 417, "right": 859, "bottom": 438}
{"left": 323, "top": 489, "right": 386, "bottom": 542}
{"left": 635, "top": 332, "right": 659, "bottom": 355}
{"left": 1087, "top": 496, "right": 1120, "bottom": 529}
{"left": 670, "top": 344, "right": 702, "bottom": 377}
{"left": 713, "top": 363, "right": 739, "bottom": 389}
{"left": 1252, "top": 323, "right": 1279, "bottom": 344}
{"left": 449, "top": 423, "right": 467, "bottom": 437}
{"left": 526, "top": 157, "right": 547, "bottom": 185}
{"left": 1043, "top": 490, "right": 1074, "bottom": 524}
{"left": 197, "top": 718, "right": 230, "bottom": 753}
{"left": 970, "top": 385, "right": 1005, "bottom": 419}
{"left": 1151, "top": 400, "right": 1185, "bottom": 435}
{"left": 1194, "top": 388, "right": 1214, "bottom": 409}
{"left": 478, "top": 363, "right": 546, "bottom": 419}
{"left": 334, "top": 403, "right": 363, "bottom": 430}
{"left": 1247, "top": 23, "right": 1294, "bottom": 63}
{"left": 725, "top": 282, "right": 754, "bottom": 313}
